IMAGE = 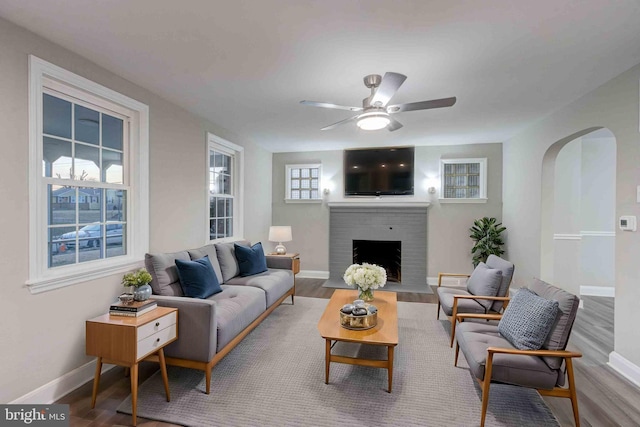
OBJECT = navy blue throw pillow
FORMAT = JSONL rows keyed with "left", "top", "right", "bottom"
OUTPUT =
{"left": 175, "top": 255, "right": 222, "bottom": 298}
{"left": 234, "top": 242, "right": 268, "bottom": 277}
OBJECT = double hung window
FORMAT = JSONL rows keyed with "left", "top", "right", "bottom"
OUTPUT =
{"left": 207, "top": 133, "right": 243, "bottom": 241}
{"left": 28, "top": 56, "right": 149, "bottom": 293}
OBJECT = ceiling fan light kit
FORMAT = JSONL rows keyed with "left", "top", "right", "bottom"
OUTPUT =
{"left": 356, "top": 111, "right": 390, "bottom": 130}
{"left": 301, "top": 72, "right": 456, "bottom": 132}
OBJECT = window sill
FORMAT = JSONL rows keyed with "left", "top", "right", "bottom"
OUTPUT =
{"left": 438, "top": 198, "right": 488, "bottom": 204}
{"left": 26, "top": 258, "right": 144, "bottom": 294}
{"left": 284, "top": 199, "right": 323, "bottom": 204}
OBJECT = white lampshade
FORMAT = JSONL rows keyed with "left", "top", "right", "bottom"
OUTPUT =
{"left": 269, "top": 226, "right": 292, "bottom": 242}
{"left": 269, "top": 226, "right": 292, "bottom": 254}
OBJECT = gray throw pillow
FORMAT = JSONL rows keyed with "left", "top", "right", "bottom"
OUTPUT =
{"left": 498, "top": 288, "right": 560, "bottom": 351}
{"left": 466, "top": 262, "right": 503, "bottom": 310}
{"left": 214, "top": 240, "right": 250, "bottom": 282}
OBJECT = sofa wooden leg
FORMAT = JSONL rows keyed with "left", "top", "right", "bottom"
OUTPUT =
{"left": 205, "top": 367, "right": 212, "bottom": 394}
{"left": 566, "top": 358, "right": 580, "bottom": 427}
{"left": 480, "top": 352, "right": 494, "bottom": 427}
{"left": 437, "top": 301, "right": 441, "bottom": 320}
{"left": 454, "top": 342, "right": 460, "bottom": 366}
{"left": 449, "top": 307, "right": 458, "bottom": 348}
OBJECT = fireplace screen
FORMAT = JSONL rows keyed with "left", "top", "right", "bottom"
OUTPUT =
{"left": 352, "top": 240, "right": 401, "bottom": 283}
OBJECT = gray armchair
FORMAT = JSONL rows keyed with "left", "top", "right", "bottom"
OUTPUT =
{"left": 436, "top": 255, "right": 514, "bottom": 346}
{"left": 454, "top": 278, "right": 582, "bottom": 427}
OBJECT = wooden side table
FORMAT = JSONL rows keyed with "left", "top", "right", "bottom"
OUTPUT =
{"left": 267, "top": 252, "right": 300, "bottom": 302}
{"left": 86, "top": 306, "right": 178, "bottom": 426}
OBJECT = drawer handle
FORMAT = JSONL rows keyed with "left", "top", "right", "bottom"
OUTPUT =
{"left": 155, "top": 322, "right": 160, "bottom": 327}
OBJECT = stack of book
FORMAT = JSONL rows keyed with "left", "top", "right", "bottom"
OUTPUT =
{"left": 109, "top": 299, "right": 157, "bottom": 317}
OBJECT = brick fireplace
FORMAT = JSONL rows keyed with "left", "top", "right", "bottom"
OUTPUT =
{"left": 328, "top": 204, "right": 428, "bottom": 289}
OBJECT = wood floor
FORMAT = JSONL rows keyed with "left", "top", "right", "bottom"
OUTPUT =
{"left": 58, "top": 279, "right": 640, "bottom": 426}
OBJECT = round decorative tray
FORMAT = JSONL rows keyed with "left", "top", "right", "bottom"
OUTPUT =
{"left": 339, "top": 305, "right": 378, "bottom": 330}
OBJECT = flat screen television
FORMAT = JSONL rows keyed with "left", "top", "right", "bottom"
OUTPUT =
{"left": 344, "top": 146, "right": 414, "bottom": 196}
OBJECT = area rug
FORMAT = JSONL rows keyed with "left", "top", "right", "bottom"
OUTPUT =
{"left": 117, "top": 297, "right": 558, "bottom": 426}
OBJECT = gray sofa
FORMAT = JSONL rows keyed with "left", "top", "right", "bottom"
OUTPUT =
{"left": 144, "top": 240, "right": 295, "bottom": 393}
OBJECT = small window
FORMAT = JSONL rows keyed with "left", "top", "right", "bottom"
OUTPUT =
{"left": 285, "top": 164, "right": 322, "bottom": 202}
{"left": 439, "top": 158, "right": 487, "bottom": 203}
{"left": 207, "top": 133, "right": 243, "bottom": 241}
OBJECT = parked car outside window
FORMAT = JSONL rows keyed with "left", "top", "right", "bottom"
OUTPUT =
{"left": 52, "top": 222, "right": 123, "bottom": 253}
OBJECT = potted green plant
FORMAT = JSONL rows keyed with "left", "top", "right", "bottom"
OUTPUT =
{"left": 122, "top": 268, "right": 153, "bottom": 301}
{"left": 469, "top": 217, "right": 506, "bottom": 267}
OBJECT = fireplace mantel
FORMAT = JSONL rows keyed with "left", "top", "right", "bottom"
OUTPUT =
{"left": 327, "top": 201, "right": 430, "bottom": 208}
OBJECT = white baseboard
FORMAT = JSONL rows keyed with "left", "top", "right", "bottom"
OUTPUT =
{"left": 427, "top": 276, "right": 467, "bottom": 286}
{"left": 608, "top": 351, "right": 640, "bottom": 388}
{"left": 297, "top": 270, "right": 329, "bottom": 279}
{"left": 580, "top": 285, "right": 615, "bottom": 297}
{"left": 10, "top": 359, "right": 114, "bottom": 404}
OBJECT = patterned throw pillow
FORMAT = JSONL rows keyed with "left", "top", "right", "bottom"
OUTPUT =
{"left": 498, "top": 288, "right": 559, "bottom": 350}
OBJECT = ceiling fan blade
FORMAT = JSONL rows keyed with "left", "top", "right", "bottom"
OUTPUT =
{"left": 300, "top": 100, "right": 363, "bottom": 112}
{"left": 369, "top": 72, "right": 407, "bottom": 107}
{"left": 387, "top": 97, "right": 457, "bottom": 113}
{"left": 387, "top": 117, "right": 403, "bottom": 132}
{"left": 320, "top": 115, "right": 360, "bottom": 131}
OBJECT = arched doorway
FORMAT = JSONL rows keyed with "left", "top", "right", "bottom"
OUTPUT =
{"left": 540, "top": 127, "right": 616, "bottom": 346}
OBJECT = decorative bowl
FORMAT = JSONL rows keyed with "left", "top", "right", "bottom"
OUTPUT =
{"left": 118, "top": 293, "right": 134, "bottom": 305}
{"left": 339, "top": 304, "right": 378, "bottom": 330}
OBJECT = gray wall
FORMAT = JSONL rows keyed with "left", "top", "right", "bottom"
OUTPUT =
{"left": 272, "top": 143, "right": 502, "bottom": 277}
{"left": 503, "top": 62, "right": 640, "bottom": 368}
{"left": 0, "top": 17, "right": 272, "bottom": 402}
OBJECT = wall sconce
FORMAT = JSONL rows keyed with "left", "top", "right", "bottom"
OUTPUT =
{"left": 428, "top": 187, "right": 436, "bottom": 194}
{"left": 323, "top": 188, "right": 330, "bottom": 195}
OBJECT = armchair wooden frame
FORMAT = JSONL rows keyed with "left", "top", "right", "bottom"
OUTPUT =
{"left": 436, "top": 273, "right": 511, "bottom": 347}
{"left": 454, "top": 312, "right": 582, "bottom": 427}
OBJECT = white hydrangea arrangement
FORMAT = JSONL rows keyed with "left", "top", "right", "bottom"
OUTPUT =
{"left": 343, "top": 263, "right": 387, "bottom": 301}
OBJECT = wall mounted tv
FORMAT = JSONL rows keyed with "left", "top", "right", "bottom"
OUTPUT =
{"left": 344, "top": 146, "right": 415, "bottom": 196}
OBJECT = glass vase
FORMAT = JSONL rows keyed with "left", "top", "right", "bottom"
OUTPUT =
{"left": 358, "top": 287, "right": 374, "bottom": 302}
{"left": 133, "top": 283, "right": 152, "bottom": 301}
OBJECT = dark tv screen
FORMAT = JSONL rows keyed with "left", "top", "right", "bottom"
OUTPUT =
{"left": 344, "top": 147, "right": 414, "bottom": 196}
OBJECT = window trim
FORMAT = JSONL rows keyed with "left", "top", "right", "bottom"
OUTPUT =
{"left": 27, "top": 55, "right": 149, "bottom": 293}
{"left": 439, "top": 158, "right": 488, "bottom": 204}
{"left": 284, "top": 163, "right": 323, "bottom": 203}
{"left": 206, "top": 132, "right": 244, "bottom": 243}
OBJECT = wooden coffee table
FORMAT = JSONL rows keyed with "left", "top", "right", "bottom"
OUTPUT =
{"left": 317, "top": 289, "right": 398, "bottom": 392}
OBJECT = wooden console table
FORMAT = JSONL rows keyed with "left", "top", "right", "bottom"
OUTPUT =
{"left": 86, "top": 306, "right": 178, "bottom": 426}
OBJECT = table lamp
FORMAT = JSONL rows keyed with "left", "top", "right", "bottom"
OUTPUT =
{"left": 269, "top": 226, "right": 292, "bottom": 255}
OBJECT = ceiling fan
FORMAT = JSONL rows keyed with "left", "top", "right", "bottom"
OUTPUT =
{"left": 300, "top": 72, "right": 456, "bottom": 132}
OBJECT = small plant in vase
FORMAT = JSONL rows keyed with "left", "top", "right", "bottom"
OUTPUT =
{"left": 122, "top": 268, "right": 153, "bottom": 301}
{"left": 343, "top": 263, "right": 387, "bottom": 302}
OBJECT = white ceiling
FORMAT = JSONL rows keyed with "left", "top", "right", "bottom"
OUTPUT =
{"left": 2, "top": 0, "right": 640, "bottom": 152}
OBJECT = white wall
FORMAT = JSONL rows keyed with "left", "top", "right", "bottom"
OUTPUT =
{"left": 552, "top": 139, "right": 582, "bottom": 296}
{"left": 272, "top": 143, "right": 503, "bottom": 277}
{"left": 550, "top": 136, "right": 616, "bottom": 297}
{"left": 503, "top": 61, "right": 640, "bottom": 370}
{"left": 580, "top": 136, "right": 616, "bottom": 290}
{"left": 0, "top": 17, "right": 272, "bottom": 403}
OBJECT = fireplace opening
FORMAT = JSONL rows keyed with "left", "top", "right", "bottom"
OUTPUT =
{"left": 352, "top": 240, "right": 401, "bottom": 283}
